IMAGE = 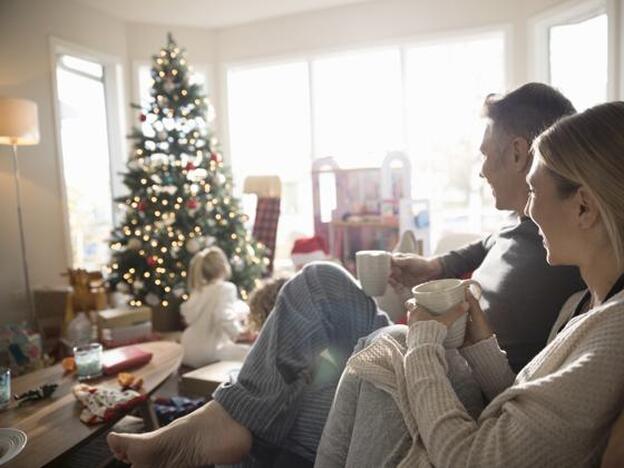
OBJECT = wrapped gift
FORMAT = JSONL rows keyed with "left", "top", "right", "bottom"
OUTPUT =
{"left": 97, "top": 307, "right": 152, "bottom": 330}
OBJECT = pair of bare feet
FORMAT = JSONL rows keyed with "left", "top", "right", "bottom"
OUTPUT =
{"left": 107, "top": 401, "right": 252, "bottom": 468}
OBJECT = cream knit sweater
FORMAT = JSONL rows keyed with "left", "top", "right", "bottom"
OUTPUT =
{"left": 344, "top": 290, "right": 624, "bottom": 467}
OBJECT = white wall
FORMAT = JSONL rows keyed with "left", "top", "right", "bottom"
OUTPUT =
{"left": 0, "top": 0, "right": 128, "bottom": 325}
{"left": 215, "top": 0, "right": 569, "bottom": 76}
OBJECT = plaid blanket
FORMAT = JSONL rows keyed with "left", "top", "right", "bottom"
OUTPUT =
{"left": 253, "top": 197, "right": 281, "bottom": 273}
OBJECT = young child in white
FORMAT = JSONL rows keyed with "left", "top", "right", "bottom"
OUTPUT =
{"left": 180, "top": 247, "right": 251, "bottom": 367}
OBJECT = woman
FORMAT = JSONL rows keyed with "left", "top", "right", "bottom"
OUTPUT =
{"left": 317, "top": 101, "right": 624, "bottom": 467}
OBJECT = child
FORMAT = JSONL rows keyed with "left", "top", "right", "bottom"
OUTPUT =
{"left": 246, "top": 276, "right": 290, "bottom": 333}
{"left": 180, "top": 247, "right": 250, "bottom": 367}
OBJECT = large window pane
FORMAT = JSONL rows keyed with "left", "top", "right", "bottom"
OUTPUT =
{"left": 405, "top": 34, "right": 505, "bottom": 242}
{"left": 227, "top": 62, "right": 313, "bottom": 266}
{"left": 312, "top": 49, "right": 403, "bottom": 168}
{"left": 549, "top": 14, "right": 607, "bottom": 111}
{"left": 56, "top": 55, "right": 114, "bottom": 270}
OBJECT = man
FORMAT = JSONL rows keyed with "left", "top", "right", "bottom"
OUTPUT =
{"left": 390, "top": 83, "right": 584, "bottom": 372}
{"left": 108, "top": 83, "right": 584, "bottom": 467}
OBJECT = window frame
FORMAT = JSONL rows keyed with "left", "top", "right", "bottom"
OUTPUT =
{"left": 49, "top": 37, "right": 127, "bottom": 269}
{"left": 222, "top": 24, "right": 512, "bottom": 163}
{"left": 529, "top": 0, "right": 617, "bottom": 100}
{"left": 221, "top": 25, "right": 511, "bottom": 251}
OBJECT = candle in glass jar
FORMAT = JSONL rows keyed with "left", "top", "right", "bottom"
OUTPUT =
{"left": 73, "top": 343, "right": 103, "bottom": 380}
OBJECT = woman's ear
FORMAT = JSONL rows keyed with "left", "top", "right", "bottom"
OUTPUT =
{"left": 511, "top": 137, "right": 531, "bottom": 173}
{"left": 575, "top": 187, "right": 601, "bottom": 229}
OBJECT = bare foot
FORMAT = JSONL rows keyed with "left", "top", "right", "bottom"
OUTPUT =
{"left": 107, "top": 401, "right": 252, "bottom": 467}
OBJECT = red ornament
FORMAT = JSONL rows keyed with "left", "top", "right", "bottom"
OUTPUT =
{"left": 140, "top": 113, "right": 147, "bottom": 122}
{"left": 210, "top": 152, "right": 221, "bottom": 163}
{"left": 185, "top": 162, "right": 195, "bottom": 171}
{"left": 147, "top": 256, "right": 157, "bottom": 267}
{"left": 186, "top": 198, "right": 198, "bottom": 209}
{"left": 137, "top": 200, "right": 146, "bottom": 212}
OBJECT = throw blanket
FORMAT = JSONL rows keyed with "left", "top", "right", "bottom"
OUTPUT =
{"left": 346, "top": 334, "right": 432, "bottom": 467}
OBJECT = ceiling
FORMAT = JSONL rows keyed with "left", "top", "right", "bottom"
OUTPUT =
{"left": 73, "top": 0, "right": 376, "bottom": 29}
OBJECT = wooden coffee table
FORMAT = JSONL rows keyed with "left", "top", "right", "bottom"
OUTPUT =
{"left": 2, "top": 341, "right": 182, "bottom": 468}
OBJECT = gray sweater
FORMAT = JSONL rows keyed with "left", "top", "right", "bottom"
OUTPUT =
{"left": 439, "top": 216, "right": 584, "bottom": 372}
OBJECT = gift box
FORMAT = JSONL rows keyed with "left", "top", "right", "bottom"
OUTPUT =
{"left": 97, "top": 307, "right": 152, "bottom": 330}
{"left": 33, "top": 287, "right": 73, "bottom": 355}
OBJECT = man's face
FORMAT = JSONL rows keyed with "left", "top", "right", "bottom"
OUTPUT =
{"left": 478, "top": 121, "right": 517, "bottom": 211}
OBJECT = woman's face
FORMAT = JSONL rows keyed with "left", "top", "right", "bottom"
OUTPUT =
{"left": 524, "top": 160, "right": 579, "bottom": 266}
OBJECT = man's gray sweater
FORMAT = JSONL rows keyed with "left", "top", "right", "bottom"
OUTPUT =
{"left": 439, "top": 216, "right": 585, "bottom": 372}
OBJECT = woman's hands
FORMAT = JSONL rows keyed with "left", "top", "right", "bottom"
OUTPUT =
{"left": 463, "top": 289, "right": 494, "bottom": 346}
{"left": 406, "top": 289, "right": 494, "bottom": 347}
{"left": 406, "top": 298, "right": 468, "bottom": 328}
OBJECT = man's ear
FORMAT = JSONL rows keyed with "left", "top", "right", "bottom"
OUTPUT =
{"left": 575, "top": 187, "right": 601, "bottom": 229}
{"left": 511, "top": 137, "right": 531, "bottom": 173}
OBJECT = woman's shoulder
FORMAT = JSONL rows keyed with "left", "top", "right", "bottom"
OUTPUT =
{"left": 596, "top": 290, "right": 624, "bottom": 316}
{"left": 569, "top": 291, "right": 624, "bottom": 335}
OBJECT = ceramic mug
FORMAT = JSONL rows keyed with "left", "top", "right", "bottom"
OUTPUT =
{"left": 411, "top": 278, "right": 482, "bottom": 348}
{"left": 355, "top": 250, "right": 391, "bottom": 297}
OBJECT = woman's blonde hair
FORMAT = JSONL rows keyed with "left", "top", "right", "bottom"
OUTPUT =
{"left": 533, "top": 101, "right": 624, "bottom": 268}
{"left": 247, "top": 276, "right": 289, "bottom": 332}
{"left": 187, "top": 246, "right": 232, "bottom": 292}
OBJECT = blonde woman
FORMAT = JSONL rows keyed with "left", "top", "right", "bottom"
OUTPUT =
{"left": 318, "top": 102, "right": 624, "bottom": 467}
{"left": 181, "top": 246, "right": 250, "bottom": 367}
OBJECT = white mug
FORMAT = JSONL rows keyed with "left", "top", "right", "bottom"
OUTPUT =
{"left": 411, "top": 278, "right": 482, "bottom": 348}
{"left": 356, "top": 250, "right": 391, "bottom": 297}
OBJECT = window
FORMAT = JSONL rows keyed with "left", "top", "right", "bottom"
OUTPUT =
{"left": 405, "top": 33, "right": 506, "bottom": 239}
{"left": 226, "top": 30, "right": 507, "bottom": 259}
{"left": 312, "top": 49, "right": 403, "bottom": 168}
{"left": 55, "top": 53, "right": 115, "bottom": 270}
{"left": 227, "top": 62, "right": 313, "bottom": 266}
{"left": 531, "top": 0, "right": 609, "bottom": 111}
{"left": 549, "top": 14, "right": 608, "bottom": 110}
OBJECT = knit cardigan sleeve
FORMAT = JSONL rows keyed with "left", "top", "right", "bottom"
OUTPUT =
{"left": 404, "top": 307, "right": 624, "bottom": 468}
{"left": 459, "top": 336, "right": 516, "bottom": 401}
{"left": 457, "top": 291, "right": 585, "bottom": 402}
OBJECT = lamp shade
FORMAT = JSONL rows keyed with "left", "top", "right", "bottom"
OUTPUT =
{"left": 0, "top": 98, "right": 40, "bottom": 146}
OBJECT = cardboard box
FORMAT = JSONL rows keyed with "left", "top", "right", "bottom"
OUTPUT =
{"left": 180, "top": 361, "right": 243, "bottom": 397}
{"left": 33, "top": 287, "right": 73, "bottom": 354}
{"left": 101, "top": 321, "right": 152, "bottom": 343}
{"left": 97, "top": 306, "right": 152, "bottom": 330}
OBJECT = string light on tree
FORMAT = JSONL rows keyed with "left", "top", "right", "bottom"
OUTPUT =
{"left": 108, "top": 33, "right": 268, "bottom": 316}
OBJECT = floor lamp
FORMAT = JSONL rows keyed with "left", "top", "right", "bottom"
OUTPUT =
{"left": 0, "top": 98, "right": 40, "bottom": 323}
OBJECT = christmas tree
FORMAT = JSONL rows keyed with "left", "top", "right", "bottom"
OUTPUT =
{"left": 108, "top": 34, "right": 268, "bottom": 310}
